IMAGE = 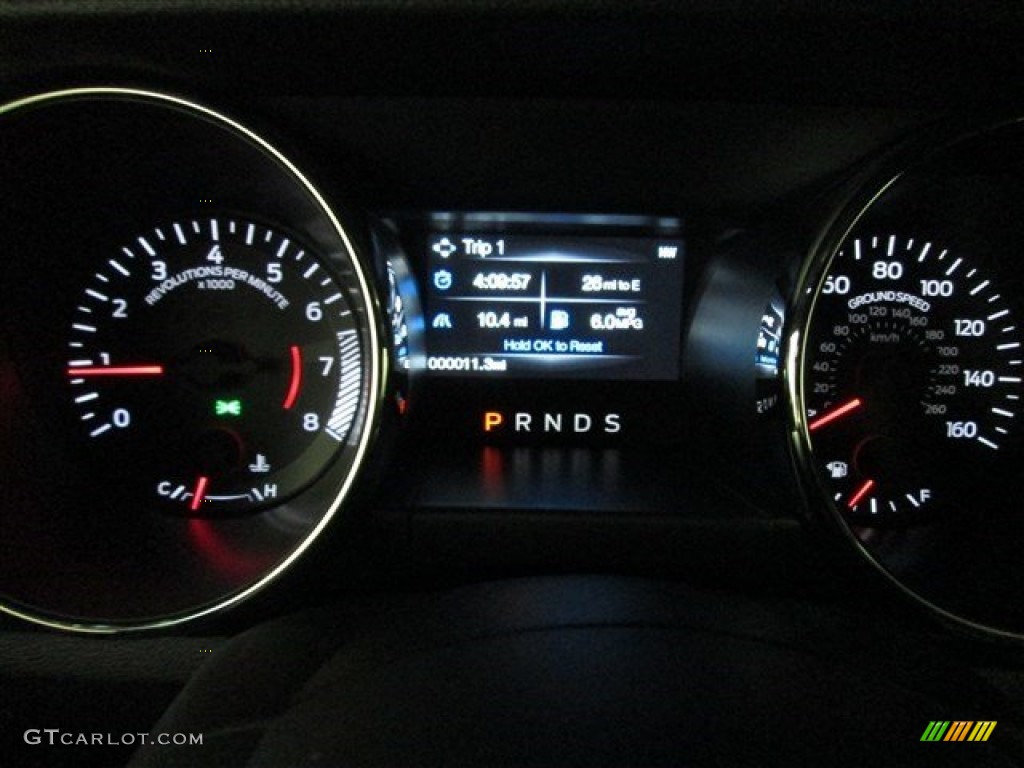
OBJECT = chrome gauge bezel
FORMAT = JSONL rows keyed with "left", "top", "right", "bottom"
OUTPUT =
{"left": 786, "top": 116, "right": 1024, "bottom": 641}
{"left": 0, "top": 88, "right": 387, "bottom": 633}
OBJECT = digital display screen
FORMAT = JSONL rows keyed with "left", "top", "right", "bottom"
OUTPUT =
{"left": 424, "top": 232, "right": 685, "bottom": 379}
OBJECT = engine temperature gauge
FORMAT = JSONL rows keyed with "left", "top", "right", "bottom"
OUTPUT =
{"left": 800, "top": 233, "right": 1022, "bottom": 524}
{"left": 66, "top": 215, "right": 364, "bottom": 515}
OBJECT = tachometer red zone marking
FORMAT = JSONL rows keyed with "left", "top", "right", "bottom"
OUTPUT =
{"left": 282, "top": 345, "right": 302, "bottom": 410}
{"left": 67, "top": 365, "right": 164, "bottom": 377}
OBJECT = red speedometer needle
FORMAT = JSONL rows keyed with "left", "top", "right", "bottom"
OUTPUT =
{"left": 67, "top": 365, "right": 164, "bottom": 377}
{"left": 846, "top": 479, "right": 875, "bottom": 509}
{"left": 808, "top": 397, "right": 863, "bottom": 432}
{"left": 190, "top": 476, "right": 210, "bottom": 512}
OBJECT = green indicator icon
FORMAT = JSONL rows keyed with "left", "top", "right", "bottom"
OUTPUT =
{"left": 215, "top": 399, "right": 242, "bottom": 417}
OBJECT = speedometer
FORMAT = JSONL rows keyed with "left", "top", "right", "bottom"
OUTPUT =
{"left": 801, "top": 233, "right": 1021, "bottom": 524}
{"left": 789, "top": 117, "right": 1024, "bottom": 638}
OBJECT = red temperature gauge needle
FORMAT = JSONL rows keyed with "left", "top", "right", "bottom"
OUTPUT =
{"left": 808, "top": 397, "right": 863, "bottom": 432}
{"left": 846, "top": 479, "right": 875, "bottom": 509}
{"left": 190, "top": 476, "right": 210, "bottom": 512}
{"left": 67, "top": 365, "right": 164, "bottom": 377}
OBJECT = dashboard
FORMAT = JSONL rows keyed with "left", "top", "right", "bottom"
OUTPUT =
{"left": 2, "top": 3, "right": 1024, "bottom": 767}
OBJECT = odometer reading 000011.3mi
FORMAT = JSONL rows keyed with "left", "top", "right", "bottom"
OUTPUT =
{"left": 801, "top": 233, "right": 1022, "bottom": 525}
{"left": 66, "top": 216, "right": 363, "bottom": 515}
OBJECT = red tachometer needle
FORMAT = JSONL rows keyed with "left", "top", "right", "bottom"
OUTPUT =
{"left": 67, "top": 365, "right": 164, "bottom": 377}
{"left": 808, "top": 397, "right": 863, "bottom": 432}
{"left": 846, "top": 479, "right": 875, "bottom": 509}
{"left": 190, "top": 476, "right": 210, "bottom": 512}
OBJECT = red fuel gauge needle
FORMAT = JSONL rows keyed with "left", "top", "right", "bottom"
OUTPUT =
{"left": 67, "top": 365, "right": 164, "bottom": 377}
{"left": 846, "top": 478, "right": 875, "bottom": 509}
{"left": 190, "top": 476, "right": 210, "bottom": 512}
{"left": 808, "top": 397, "right": 863, "bottom": 432}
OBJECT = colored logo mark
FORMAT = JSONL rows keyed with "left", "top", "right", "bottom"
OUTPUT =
{"left": 921, "top": 721, "right": 997, "bottom": 742}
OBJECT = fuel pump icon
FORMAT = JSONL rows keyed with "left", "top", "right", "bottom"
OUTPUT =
{"left": 826, "top": 461, "right": 848, "bottom": 479}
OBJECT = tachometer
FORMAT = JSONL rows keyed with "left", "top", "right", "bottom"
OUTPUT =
{"left": 0, "top": 87, "right": 384, "bottom": 631}
{"left": 66, "top": 216, "right": 363, "bottom": 515}
{"left": 801, "top": 233, "right": 1021, "bottom": 524}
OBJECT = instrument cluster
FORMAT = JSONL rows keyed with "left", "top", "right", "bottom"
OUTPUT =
{"left": 1, "top": 88, "right": 1023, "bottom": 639}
